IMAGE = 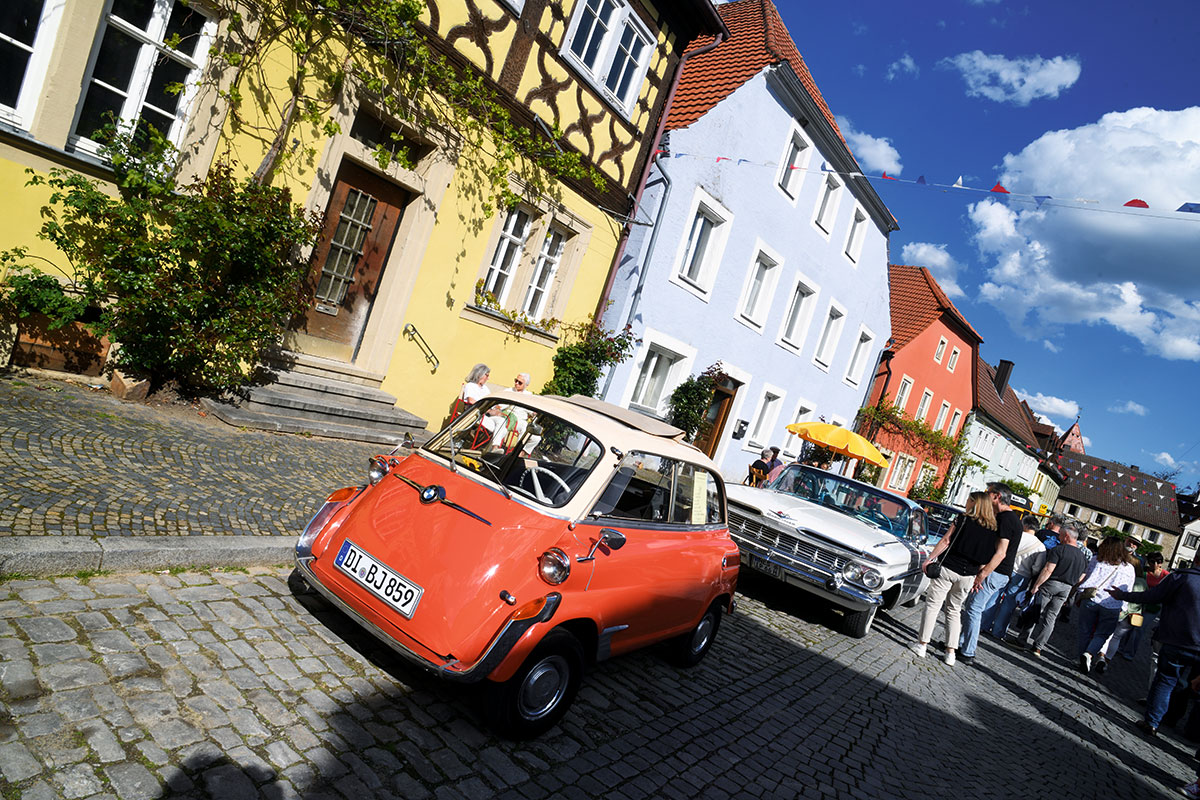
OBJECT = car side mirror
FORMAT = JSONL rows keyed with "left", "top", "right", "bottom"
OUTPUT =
{"left": 577, "top": 528, "right": 626, "bottom": 562}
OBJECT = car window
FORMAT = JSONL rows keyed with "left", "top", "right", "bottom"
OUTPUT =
{"left": 591, "top": 453, "right": 724, "bottom": 526}
{"left": 766, "top": 465, "right": 911, "bottom": 538}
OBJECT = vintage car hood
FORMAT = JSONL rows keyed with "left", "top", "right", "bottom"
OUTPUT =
{"left": 725, "top": 484, "right": 913, "bottom": 566}
{"left": 317, "top": 456, "right": 571, "bottom": 661}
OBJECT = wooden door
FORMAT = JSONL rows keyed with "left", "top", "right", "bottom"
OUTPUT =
{"left": 694, "top": 377, "right": 739, "bottom": 457}
{"left": 293, "top": 161, "right": 409, "bottom": 360}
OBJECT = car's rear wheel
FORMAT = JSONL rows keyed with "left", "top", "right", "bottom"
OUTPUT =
{"left": 843, "top": 605, "right": 877, "bottom": 638}
{"left": 668, "top": 604, "right": 721, "bottom": 667}
{"left": 484, "top": 630, "right": 583, "bottom": 739}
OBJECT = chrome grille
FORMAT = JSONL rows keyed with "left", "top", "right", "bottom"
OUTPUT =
{"left": 728, "top": 509, "right": 848, "bottom": 572}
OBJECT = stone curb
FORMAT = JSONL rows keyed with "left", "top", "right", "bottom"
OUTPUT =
{"left": 0, "top": 535, "right": 294, "bottom": 576}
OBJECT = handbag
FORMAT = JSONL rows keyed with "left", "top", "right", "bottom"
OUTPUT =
{"left": 923, "top": 519, "right": 959, "bottom": 580}
{"left": 1129, "top": 612, "right": 1144, "bottom": 627}
{"left": 1075, "top": 562, "right": 1119, "bottom": 606}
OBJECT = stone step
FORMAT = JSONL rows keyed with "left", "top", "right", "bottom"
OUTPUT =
{"left": 202, "top": 398, "right": 430, "bottom": 447}
{"left": 242, "top": 383, "right": 422, "bottom": 429}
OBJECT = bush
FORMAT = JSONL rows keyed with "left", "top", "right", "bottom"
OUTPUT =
{"left": 0, "top": 256, "right": 89, "bottom": 329}
{"left": 666, "top": 363, "right": 725, "bottom": 441}
{"left": 13, "top": 125, "right": 320, "bottom": 391}
{"left": 541, "top": 319, "right": 636, "bottom": 399}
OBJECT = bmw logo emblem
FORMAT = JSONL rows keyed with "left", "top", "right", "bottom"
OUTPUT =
{"left": 420, "top": 485, "right": 442, "bottom": 504}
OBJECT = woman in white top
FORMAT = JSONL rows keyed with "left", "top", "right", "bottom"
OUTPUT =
{"left": 460, "top": 363, "right": 491, "bottom": 406}
{"left": 1075, "top": 535, "right": 1136, "bottom": 674}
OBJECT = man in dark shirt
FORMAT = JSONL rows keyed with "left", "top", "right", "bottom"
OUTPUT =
{"left": 958, "top": 482, "right": 1021, "bottom": 662}
{"left": 1036, "top": 514, "right": 1066, "bottom": 548}
{"left": 1024, "top": 523, "right": 1090, "bottom": 655}
{"left": 1110, "top": 551, "right": 1200, "bottom": 736}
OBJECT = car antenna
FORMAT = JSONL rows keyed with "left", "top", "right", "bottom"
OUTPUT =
{"left": 446, "top": 424, "right": 458, "bottom": 473}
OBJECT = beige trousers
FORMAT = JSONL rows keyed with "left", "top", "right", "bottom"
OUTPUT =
{"left": 918, "top": 567, "right": 976, "bottom": 647}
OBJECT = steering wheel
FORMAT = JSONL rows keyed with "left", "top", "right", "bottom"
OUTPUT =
{"left": 519, "top": 465, "right": 571, "bottom": 503}
{"left": 858, "top": 509, "right": 894, "bottom": 533}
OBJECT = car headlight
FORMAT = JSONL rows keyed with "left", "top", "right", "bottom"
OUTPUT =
{"left": 368, "top": 457, "right": 390, "bottom": 485}
{"left": 538, "top": 548, "right": 571, "bottom": 585}
{"left": 842, "top": 563, "right": 884, "bottom": 591}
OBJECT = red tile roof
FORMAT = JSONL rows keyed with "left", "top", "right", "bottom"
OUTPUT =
{"left": 1054, "top": 451, "right": 1182, "bottom": 534}
{"left": 887, "top": 265, "right": 983, "bottom": 349}
{"left": 665, "top": 0, "right": 841, "bottom": 139}
{"left": 975, "top": 356, "right": 1038, "bottom": 449}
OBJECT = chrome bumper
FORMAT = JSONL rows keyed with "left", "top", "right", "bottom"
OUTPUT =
{"left": 294, "top": 555, "right": 559, "bottom": 683}
{"left": 734, "top": 539, "right": 882, "bottom": 610}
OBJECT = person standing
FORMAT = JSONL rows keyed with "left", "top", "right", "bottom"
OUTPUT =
{"left": 1109, "top": 551, "right": 1200, "bottom": 738}
{"left": 1074, "top": 536, "right": 1136, "bottom": 674}
{"left": 1024, "top": 523, "right": 1091, "bottom": 656}
{"left": 913, "top": 491, "right": 999, "bottom": 666}
{"left": 1119, "top": 552, "right": 1170, "bottom": 659}
{"left": 957, "top": 482, "right": 1020, "bottom": 663}
{"left": 1037, "top": 514, "right": 1066, "bottom": 547}
{"left": 983, "top": 514, "right": 1046, "bottom": 639}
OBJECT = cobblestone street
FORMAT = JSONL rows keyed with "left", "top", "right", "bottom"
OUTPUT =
{"left": 1, "top": 375, "right": 1197, "bottom": 798}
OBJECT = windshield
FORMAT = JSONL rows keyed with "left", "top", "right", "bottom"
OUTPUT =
{"left": 765, "top": 465, "right": 912, "bottom": 539}
{"left": 423, "top": 399, "right": 603, "bottom": 507}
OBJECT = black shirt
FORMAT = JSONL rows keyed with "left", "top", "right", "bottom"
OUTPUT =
{"left": 942, "top": 517, "right": 1000, "bottom": 577}
{"left": 1046, "top": 543, "right": 1089, "bottom": 586}
{"left": 994, "top": 510, "right": 1023, "bottom": 576}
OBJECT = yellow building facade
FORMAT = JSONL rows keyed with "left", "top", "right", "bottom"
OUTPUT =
{"left": 1, "top": 0, "right": 724, "bottom": 434}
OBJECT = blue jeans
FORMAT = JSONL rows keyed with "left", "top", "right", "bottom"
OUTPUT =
{"left": 984, "top": 573, "right": 1030, "bottom": 638}
{"left": 1147, "top": 645, "right": 1200, "bottom": 728}
{"left": 1075, "top": 601, "right": 1121, "bottom": 656}
{"left": 959, "top": 571, "right": 1008, "bottom": 657}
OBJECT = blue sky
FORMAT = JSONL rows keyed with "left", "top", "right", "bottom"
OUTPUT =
{"left": 770, "top": 0, "right": 1200, "bottom": 492}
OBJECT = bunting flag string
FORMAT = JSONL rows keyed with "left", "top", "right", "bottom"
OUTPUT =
{"left": 659, "top": 151, "right": 1200, "bottom": 222}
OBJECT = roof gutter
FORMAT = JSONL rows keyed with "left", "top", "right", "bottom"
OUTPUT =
{"left": 592, "top": 29, "right": 727, "bottom": 323}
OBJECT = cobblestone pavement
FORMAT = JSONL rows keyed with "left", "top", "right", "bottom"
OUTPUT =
{"left": 0, "top": 375, "right": 378, "bottom": 539}
{"left": 0, "top": 566, "right": 1195, "bottom": 799}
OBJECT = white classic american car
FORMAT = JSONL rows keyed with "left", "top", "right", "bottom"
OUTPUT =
{"left": 726, "top": 464, "right": 932, "bottom": 637}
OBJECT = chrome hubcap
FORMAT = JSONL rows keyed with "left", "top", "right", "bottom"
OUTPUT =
{"left": 691, "top": 615, "right": 714, "bottom": 654}
{"left": 517, "top": 655, "right": 569, "bottom": 720}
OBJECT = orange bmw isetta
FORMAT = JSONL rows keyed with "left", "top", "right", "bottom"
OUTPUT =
{"left": 291, "top": 393, "right": 739, "bottom": 737}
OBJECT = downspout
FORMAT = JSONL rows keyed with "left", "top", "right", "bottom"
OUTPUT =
{"left": 595, "top": 31, "right": 726, "bottom": 398}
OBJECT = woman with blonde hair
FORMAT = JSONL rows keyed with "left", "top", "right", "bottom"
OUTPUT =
{"left": 1074, "top": 535, "right": 1136, "bottom": 674}
{"left": 913, "top": 491, "right": 999, "bottom": 666}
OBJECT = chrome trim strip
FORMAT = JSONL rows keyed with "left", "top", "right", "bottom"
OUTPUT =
{"left": 734, "top": 539, "right": 882, "bottom": 607}
{"left": 294, "top": 555, "right": 559, "bottom": 683}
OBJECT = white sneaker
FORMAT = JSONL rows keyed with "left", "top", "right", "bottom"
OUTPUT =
{"left": 1180, "top": 780, "right": 1200, "bottom": 799}
{"left": 912, "top": 642, "right": 927, "bottom": 658}
{"left": 945, "top": 650, "right": 956, "bottom": 666}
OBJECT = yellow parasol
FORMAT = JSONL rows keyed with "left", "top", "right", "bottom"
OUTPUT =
{"left": 785, "top": 422, "right": 890, "bottom": 469}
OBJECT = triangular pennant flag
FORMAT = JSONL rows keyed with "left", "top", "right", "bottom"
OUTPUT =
{"left": 882, "top": 172, "right": 897, "bottom": 180}
{"left": 821, "top": 162, "right": 830, "bottom": 172}
{"left": 1034, "top": 195, "right": 1051, "bottom": 209}
{"left": 715, "top": 156, "right": 729, "bottom": 163}
{"left": 1178, "top": 202, "right": 1200, "bottom": 213}
{"left": 1117, "top": 472, "right": 1124, "bottom": 478}
{"left": 953, "top": 176, "right": 964, "bottom": 188}
{"left": 736, "top": 158, "right": 751, "bottom": 165}
{"left": 1124, "top": 198, "right": 1149, "bottom": 208}
{"left": 917, "top": 176, "right": 927, "bottom": 185}
{"left": 991, "top": 183, "right": 1010, "bottom": 194}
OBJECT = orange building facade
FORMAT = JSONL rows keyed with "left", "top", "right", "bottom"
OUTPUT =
{"left": 863, "top": 266, "right": 982, "bottom": 495}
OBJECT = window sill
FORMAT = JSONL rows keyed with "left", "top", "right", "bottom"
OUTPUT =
{"left": 460, "top": 304, "right": 559, "bottom": 347}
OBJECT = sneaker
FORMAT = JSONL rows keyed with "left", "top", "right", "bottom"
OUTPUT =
{"left": 1135, "top": 719, "right": 1159, "bottom": 737}
{"left": 959, "top": 654, "right": 976, "bottom": 666}
{"left": 1096, "top": 658, "right": 1109, "bottom": 675}
{"left": 1080, "top": 653, "right": 1092, "bottom": 674}
{"left": 1180, "top": 780, "right": 1200, "bottom": 800}
{"left": 945, "top": 650, "right": 956, "bottom": 666}
{"left": 1031, "top": 649, "right": 1042, "bottom": 657}
{"left": 912, "top": 642, "right": 927, "bottom": 658}
{"left": 1003, "top": 637, "right": 1027, "bottom": 650}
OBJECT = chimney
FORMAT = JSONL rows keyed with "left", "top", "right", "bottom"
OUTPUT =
{"left": 993, "top": 359, "right": 1014, "bottom": 397}
{"left": 1131, "top": 465, "right": 1140, "bottom": 473}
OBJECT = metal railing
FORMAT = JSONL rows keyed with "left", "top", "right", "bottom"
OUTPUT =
{"left": 403, "top": 323, "right": 439, "bottom": 371}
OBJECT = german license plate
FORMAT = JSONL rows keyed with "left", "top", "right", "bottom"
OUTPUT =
{"left": 334, "top": 540, "right": 423, "bottom": 618}
{"left": 748, "top": 552, "right": 783, "bottom": 580}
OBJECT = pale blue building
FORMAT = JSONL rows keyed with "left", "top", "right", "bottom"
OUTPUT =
{"left": 598, "top": 0, "right": 897, "bottom": 480}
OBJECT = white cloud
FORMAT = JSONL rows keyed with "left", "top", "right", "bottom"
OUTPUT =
{"left": 899, "top": 242, "right": 966, "bottom": 298}
{"left": 970, "top": 107, "right": 1200, "bottom": 360}
{"left": 939, "top": 51, "right": 1081, "bottom": 105}
{"left": 1042, "top": 339, "right": 1060, "bottom": 353}
{"left": 1108, "top": 400, "right": 1148, "bottom": 416}
{"left": 835, "top": 116, "right": 902, "bottom": 175}
{"left": 1015, "top": 389, "right": 1080, "bottom": 422}
{"left": 1081, "top": 435, "right": 1093, "bottom": 448}
{"left": 852, "top": 63, "right": 866, "bottom": 77}
{"left": 886, "top": 54, "right": 919, "bottom": 81}
{"left": 1155, "top": 451, "right": 1178, "bottom": 468}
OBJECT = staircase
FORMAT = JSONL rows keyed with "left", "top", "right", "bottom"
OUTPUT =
{"left": 203, "top": 354, "right": 429, "bottom": 447}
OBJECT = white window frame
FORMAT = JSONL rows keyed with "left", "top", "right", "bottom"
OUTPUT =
{"left": 933, "top": 401, "right": 950, "bottom": 432}
{"left": 1093, "top": 511, "right": 1107, "bottom": 526}
{"left": 812, "top": 299, "right": 846, "bottom": 370}
{"left": 735, "top": 240, "right": 783, "bottom": 332}
{"left": 893, "top": 375, "right": 914, "bottom": 412}
{"left": 947, "top": 409, "right": 962, "bottom": 437}
{"left": 1067, "top": 503, "right": 1080, "bottom": 517}
{"left": 914, "top": 389, "right": 933, "bottom": 423}
{"left": 776, "top": 271, "right": 819, "bottom": 354}
{"left": 812, "top": 173, "right": 842, "bottom": 237}
{"left": 0, "top": 0, "right": 65, "bottom": 129}
{"left": 780, "top": 397, "right": 816, "bottom": 459}
{"left": 842, "top": 325, "right": 875, "bottom": 387}
{"left": 934, "top": 337, "right": 947, "bottom": 364}
{"left": 744, "top": 383, "right": 786, "bottom": 452}
{"left": 947, "top": 346, "right": 960, "bottom": 372}
{"left": 887, "top": 453, "right": 917, "bottom": 491}
{"left": 669, "top": 187, "right": 732, "bottom": 302}
{"left": 776, "top": 124, "right": 813, "bottom": 203}
{"left": 519, "top": 223, "right": 568, "bottom": 320}
{"left": 71, "top": 0, "right": 217, "bottom": 154}
{"left": 843, "top": 206, "right": 867, "bottom": 264}
{"left": 620, "top": 327, "right": 696, "bottom": 418}
{"left": 482, "top": 206, "right": 534, "bottom": 306}
{"left": 916, "top": 462, "right": 938, "bottom": 488}
{"left": 560, "top": 0, "right": 653, "bottom": 118}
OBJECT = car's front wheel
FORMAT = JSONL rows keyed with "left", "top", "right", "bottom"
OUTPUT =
{"left": 843, "top": 604, "right": 877, "bottom": 638}
{"left": 668, "top": 604, "right": 721, "bottom": 667}
{"left": 484, "top": 630, "right": 583, "bottom": 739}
